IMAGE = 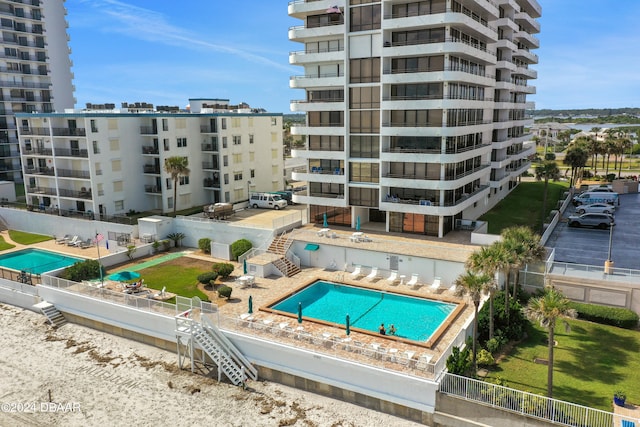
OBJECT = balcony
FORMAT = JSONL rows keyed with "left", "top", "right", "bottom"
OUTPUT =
{"left": 59, "top": 187, "right": 92, "bottom": 199}
{"left": 290, "top": 72, "right": 344, "bottom": 89}
{"left": 292, "top": 166, "right": 345, "bottom": 183}
{"left": 289, "top": 22, "right": 345, "bottom": 42}
{"left": 201, "top": 143, "right": 218, "bottom": 152}
{"left": 515, "top": 11, "right": 541, "bottom": 34}
{"left": 56, "top": 168, "right": 91, "bottom": 179}
{"left": 290, "top": 99, "right": 345, "bottom": 112}
{"left": 55, "top": 148, "right": 89, "bottom": 158}
{"left": 140, "top": 126, "right": 157, "bottom": 135}
{"left": 23, "top": 166, "right": 54, "bottom": 176}
{"left": 288, "top": 0, "right": 338, "bottom": 18}
{"left": 292, "top": 193, "right": 347, "bottom": 208}
{"left": 144, "top": 185, "right": 162, "bottom": 194}
{"left": 513, "top": 48, "right": 538, "bottom": 64}
{"left": 19, "top": 126, "right": 49, "bottom": 136}
{"left": 289, "top": 46, "right": 344, "bottom": 65}
{"left": 51, "top": 127, "right": 86, "bottom": 137}
{"left": 203, "top": 178, "right": 221, "bottom": 188}
{"left": 22, "top": 147, "right": 52, "bottom": 156}
{"left": 143, "top": 165, "right": 161, "bottom": 174}
{"left": 202, "top": 162, "right": 219, "bottom": 171}
{"left": 142, "top": 146, "right": 159, "bottom": 155}
{"left": 200, "top": 126, "right": 217, "bottom": 133}
{"left": 27, "top": 186, "right": 56, "bottom": 196}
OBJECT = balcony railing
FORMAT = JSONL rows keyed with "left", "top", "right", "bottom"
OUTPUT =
{"left": 51, "top": 127, "right": 86, "bottom": 137}
{"left": 309, "top": 192, "right": 345, "bottom": 199}
{"left": 387, "top": 37, "right": 495, "bottom": 57}
{"left": 201, "top": 143, "right": 218, "bottom": 151}
{"left": 56, "top": 168, "right": 91, "bottom": 179}
{"left": 58, "top": 188, "right": 92, "bottom": 199}
{"left": 140, "top": 126, "right": 157, "bottom": 135}
{"left": 19, "top": 126, "right": 49, "bottom": 136}
{"left": 144, "top": 185, "right": 161, "bottom": 194}
{"left": 55, "top": 148, "right": 89, "bottom": 158}
{"left": 200, "top": 126, "right": 217, "bottom": 133}
{"left": 27, "top": 186, "right": 56, "bottom": 196}
{"left": 143, "top": 165, "right": 161, "bottom": 174}
{"left": 22, "top": 147, "right": 52, "bottom": 156}
{"left": 203, "top": 179, "right": 221, "bottom": 188}
{"left": 202, "top": 162, "right": 219, "bottom": 170}
{"left": 142, "top": 146, "right": 159, "bottom": 155}
{"left": 384, "top": 6, "right": 496, "bottom": 33}
{"left": 23, "top": 166, "right": 54, "bottom": 176}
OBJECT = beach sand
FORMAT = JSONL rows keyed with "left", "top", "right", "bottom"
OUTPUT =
{"left": 0, "top": 304, "right": 421, "bottom": 427}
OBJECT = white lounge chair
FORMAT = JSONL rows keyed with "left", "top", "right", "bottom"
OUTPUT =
{"left": 430, "top": 276, "right": 442, "bottom": 291}
{"left": 55, "top": 234, "right": 70, "bottom": 244}
{"left": 386, "top": 270, "right": 398, "bottom": 284}
{"left": 66, "top": 236, "right": 79, "bottom": 246}
{"left": 365, "top": 267, "right": 379, "bottom": 281}
{"left": 350, "top": 265, "right": 363, "bottom": 278}
{"left": 406, "top": 273, "right": 419, "bottom": 287}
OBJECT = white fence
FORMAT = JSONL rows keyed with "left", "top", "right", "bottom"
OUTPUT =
{"left": 440, "top": 373, "right": 639, "bottom": 427}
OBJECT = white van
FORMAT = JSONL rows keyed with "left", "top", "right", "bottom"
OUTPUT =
{"left": 572, "top": 191, "right": 619, "bottom": 206}
{"left": 250, "top": 193, "right": 287, "bottom": 210}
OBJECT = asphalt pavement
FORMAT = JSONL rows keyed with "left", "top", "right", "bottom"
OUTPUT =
{"left": 546, "top": 192, "right": 640, "bottom": 270}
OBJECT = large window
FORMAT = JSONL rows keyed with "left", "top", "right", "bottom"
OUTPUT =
{"left": 350, "top": 110, "right": 380, "bottom": 133}
{"left": 350, "top": 57, "right": 380, "bottom": 83}
{"left": 350, "top": 136, "right": 379, "bottom": 158}
{"left": 305, "top": 39, "right": 343, "bottom": 53}
{"left": 390, "top": 136, "right": 441, "bottom": 152}
{"left": 389, "top": 110, "right": 442, "bottom": 127}
{"left": 310, "top": 205, "right": 351, "bottom": 226}
{"left": 308, "top": 89, "right": 344, "bottom": 102}
{"left": 350, "top": 162, "right": 379, "bottom": 183}
{"left": 309, "top": 135, "right": 344, "bottom": 151}
{"left": 309, "top": 182, "right": 344, "bottom": 198}
{"left": 391, "top": 28, "right": 444, "bottom": 46}
{"left": 309, "top": 159, "right": 344, "bottom": 174}
{"left": 309, "top": 111, "right": 344, "bottom": 127}
{"left": 307, "top": 13, "right": 343, "bottom": 28}
{"left": 390, "top": 83, "right": 443, "bottom": 100}
{"left": 391, "top": 1, "right": 446, "bottom": 17}
{"left": 391, "top": 55, "right": 444, "bottom": 73}
{"left": 446, "top": 109, "right": 484, "bottom": 126}
{"left": 350, "top": 4, "right": 381, "bottom": 32}
{"left": 350, "top": 87, "right": 380, "bottom": 108}
{"left": 349, "top": 187, "right": 379, "bottom": 207}
{"left": 445, "top": 133, "right": 483, "bottom": 153}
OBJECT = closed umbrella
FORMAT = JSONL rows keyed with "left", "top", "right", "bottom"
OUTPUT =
{"left": 356, "top": 216, "right": 360, "bottom": 231}
{"left": 323, "top": 213, "right": 328, "bottom": 228}
{"left": 297, "top": 302, "right": 303, "bottom": 324}
{"left": 346, "top": 314, "right": 350, "bottom": 336}
{"left": 248, "top": 295, "right": 253, "bottom": 314}
{"left": 243, "top": 258, "right": 247, "bottom": 275}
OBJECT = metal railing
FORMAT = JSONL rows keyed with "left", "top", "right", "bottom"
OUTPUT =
{"left": 440, "top": 373, "right": 637, "bottom": 427}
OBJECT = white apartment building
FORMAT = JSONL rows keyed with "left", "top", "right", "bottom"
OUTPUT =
{"left": 16, "top": 99, "right": 284, "bottom": 218}
{"left": 0, "top": 0, "right": 75, "bottom": 181}
{"left": 288, "top": 0, "right": 539, "bottom": 237}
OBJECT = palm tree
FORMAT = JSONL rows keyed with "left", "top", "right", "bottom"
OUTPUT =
{"left": 453, "top": 270, "right": 492, "bottom": 371}
{"left": 164, "top": 156, "right": 190, "bottom": 215}
{"left": 563, "top": 145, "right": 588, "bottom": 188}
{"left": 535, "top": 160, "right": 560, "bottom": 232}
{"left": 524, "top": 287, "right": 576, "bottom": 398}
{"left": 589, "top": 127, "right": 601, "bottom": 171}
{"left": 466, "top": 244, "right": 508, "bottom": 340}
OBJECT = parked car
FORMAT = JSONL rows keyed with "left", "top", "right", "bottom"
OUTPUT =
{"left": 567, "top": 213, "right": 615, "bottom": 229}
{"left": 572, "top": 191, "right": 619, "bottom": 206}
{"left": 590, "top": 186, "right": 614, "bottom": 192}
{"left": 576, "top": 203, "right": 616, "bottom": 215}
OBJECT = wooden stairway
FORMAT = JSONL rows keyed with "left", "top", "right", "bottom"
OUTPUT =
{"left": 267, "top": 232, "right": 300, "bottom": 277}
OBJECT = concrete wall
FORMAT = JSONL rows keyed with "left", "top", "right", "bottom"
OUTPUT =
{"left": 174, "top": 216, "right": 274, "bottom": 249}
{"left": 0, "top": 279, "right": 40, "bottom": 311}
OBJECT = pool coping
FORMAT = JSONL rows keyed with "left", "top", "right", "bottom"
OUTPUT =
{"left": 260, "top": 276, "right": 467, "bottom": 350}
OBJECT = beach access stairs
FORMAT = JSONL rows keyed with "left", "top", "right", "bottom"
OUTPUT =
{"left": 34, "top": 301, "right": 67, "bottom": 327}
{"left": 266, "top": 231, "right": 300, "bottom": 277}
{"left": 175, "top": 311, "right": 257, "bottom": 386}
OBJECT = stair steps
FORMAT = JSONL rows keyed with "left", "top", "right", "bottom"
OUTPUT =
{"left": 34, "top": 302, "right": 67, "bottom": 327}
{"left": 266, "top": 232, "right": 299, "bottom": 277}
{"left": 192, "top": 324, "right": 245, "bottom": 386}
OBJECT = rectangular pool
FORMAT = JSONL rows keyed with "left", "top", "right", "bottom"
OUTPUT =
{"left": 0, "top": 248, "right": 82, "bottom": 274}
{"left": 270, "top": 280, "right": 458, "bottom": 342}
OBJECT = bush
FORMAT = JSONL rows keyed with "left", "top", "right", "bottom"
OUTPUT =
{"left": 167, "top": 232, "right": 185, "bottom": 247}
{"left": 570, "top": 302, "right": 639, "bottom": 329}
{"left": 126, "top": 245, "right": 137, "bottom": 260}
{"left": 446, "top": 346, "right": 472, "bottom": 376}
{"left": 197, "top": 271, "right": 218, "bottom": 285}
{"left": 476, "top": 349, "right": 496, "bottom": 367}
{"left": 62, "top": 259, "right": 104, "bottom": 282}
{"left": 217, "top": 285, "right": 232, "bottom": 299}
{"left": 161, "top": 239, "right": 171, "bottom": 251}
{"left": 198, "top": 238, "right": 212, "bottom": 254}
{"left": 477, "top": 291, "right": 527, "bottom": 344}
{"left": 231, "top": 239, "right": 252, "bottom": 260}
{"left": 212, "top": 262, "right": 234, "bottom": 278}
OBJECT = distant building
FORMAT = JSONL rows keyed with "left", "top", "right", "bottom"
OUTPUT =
{"left": 17, "top": 99, "right": 283, "bottom": 218}
{"left": 288, "top": 0, "right": 540, "bottom": 237}
{"left": 1, "top": 0, "right": 75, "bottom": 181}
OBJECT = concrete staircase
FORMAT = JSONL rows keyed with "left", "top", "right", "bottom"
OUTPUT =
{"left": 34, "top": 302, "right": 67, "bottom": 327}
{"left": 267, "top": 232, "right": 300, "bottom": 277}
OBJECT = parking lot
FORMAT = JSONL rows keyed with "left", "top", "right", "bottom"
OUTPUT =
{"left": 546, "top": 192, "right": 640, "bottom": 270}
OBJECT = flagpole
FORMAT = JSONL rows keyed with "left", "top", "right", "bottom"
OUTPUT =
{"left": 96, "top": 231, "right": 103, "bottom": 287}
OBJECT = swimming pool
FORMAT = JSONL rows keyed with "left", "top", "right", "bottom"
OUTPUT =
{"left": 0, "top": 248, "right": 82, "bottom": 274}
{"left": 269, "top": 280, "right": 458, "bottom": 342}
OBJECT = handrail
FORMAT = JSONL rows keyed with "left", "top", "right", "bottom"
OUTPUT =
{"left": 201, "top": 314, "right": 258, "bottom": 380}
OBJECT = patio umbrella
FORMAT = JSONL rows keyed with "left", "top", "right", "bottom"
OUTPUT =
{"left": 297, "top": 302, "right": 303, "bottom": 324}
{"left": 243, "top": 258, "right": 247, "bottom": 275}
{"left": 356, "top": 216, "right": 360, "bottom": 231}
{"left": 323, "top": 213, "right": 328, "bottom": 228}
{"left": 248, "top": 295, "right": 253, "bottom": 314}
{"left": 346, "top": 314, "right": 350, "bottom": 335}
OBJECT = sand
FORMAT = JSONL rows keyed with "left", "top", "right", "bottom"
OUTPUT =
{"left": 0, "top": 304, "right": 421, "bottom": 427}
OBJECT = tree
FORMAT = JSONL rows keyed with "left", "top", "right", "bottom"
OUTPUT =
{"left": 524, "top": 287, "right": 576, "bottom": 398}
{"left": 563, "top": 145, "right": 588, "bottom": 188}
{"left": 589, "top": 127, "right": 602, "bottom": 172}
{"left": 454, "top": 270, "right": 492, "bottom": 371}
{"left": 167, "top": 232, "right": 185, "bottom": 247}
{"left": 535, "top": 160, "right": 560, "bottom": 231}
{"left": 164, "top": 156, "right": 190, "bottom": 215}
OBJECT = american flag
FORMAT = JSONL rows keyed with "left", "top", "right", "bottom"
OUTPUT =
{"left": 95, "top": 233, "right": 104, "bottom": 242}
{"left": 326, "top": 5, "right": 342, "bottom": 14}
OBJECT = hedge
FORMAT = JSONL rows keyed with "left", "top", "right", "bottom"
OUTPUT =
{"left": 570, "top": 302, "right": 639, "bottom": 329}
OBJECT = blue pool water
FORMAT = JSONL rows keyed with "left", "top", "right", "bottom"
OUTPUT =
{"left": 270, "top": 280, "right": 456, "bottom": 341}
{"left": 0, "top": 249, "right": 81, "bottom": 274}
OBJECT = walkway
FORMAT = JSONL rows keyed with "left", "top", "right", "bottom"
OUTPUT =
{"left": 110, "top": 250, "right": 190, "bottom": 273}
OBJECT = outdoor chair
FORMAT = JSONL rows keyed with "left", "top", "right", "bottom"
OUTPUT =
{"left": 365, "top": 267, "right": 379, "bottom": 281}
{"left": 79, "top": 238, "right": 93, "bottom": 249}
{"left": 350, "top": 265, "right": 363, "bottom": 279}
{"left": 416, "top": 353, "right": 433, "bottom": 370}
{"left": 430, "top": 277, "right": 442, "bottom": 291}
{"left": 406, "top": 273, "right": 419, "bottom": 287}
{"left": 386, "top": 270, "right": 398, "bottom": 285}
{"left": 55, "top": 234, "right": 71, "bottom": 244}
{"left": 65, "top": 236, "right": 79, "bottom": 246}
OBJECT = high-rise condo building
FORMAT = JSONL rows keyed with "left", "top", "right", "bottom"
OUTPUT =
{"left": 288, "top": 0, "right": 540, "bottom": 237}
{"left": 0, "top": 0, "right": 75, "bottom": 182}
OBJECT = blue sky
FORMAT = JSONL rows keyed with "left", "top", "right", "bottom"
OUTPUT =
{"left": 66, "top": 0, "right": 639, "bottom": 113}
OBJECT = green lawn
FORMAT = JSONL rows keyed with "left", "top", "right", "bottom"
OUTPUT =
{"left": 8, "top": 230, "right": 52, "bottom": 245}
{"left": 120, "top": 259, "right": 210, "bottom": 303}
{"left": 479, "top": 181, "right": 570, "bottom": 234}
{"left": 485, "top": 320, "right": 640, "bottom": 411}
{"left": 0, "top": 236, "right": 15, "bottom": 251}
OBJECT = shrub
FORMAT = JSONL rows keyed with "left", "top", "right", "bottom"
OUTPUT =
{"left": 161, "top": 239, "right": 171, "bottom": 251}
{"left": 476, "top": 349, "right": 495, "bottom": 367}
{"left": 446, "top": 346, "right": 472, "bottom": 376}
{"left": 198, "top": 238, "right": 212, "bottom": 254}
{"left": 217, "top": 285, "right": 232, "bottom": 299}
{"left": 126, "top": 245, "right": 137, "bottom": 260}
{"left": 167, "top": 232, "right": 185, "bottom": 247}
{"left": 197, "top": 271, "right": 218, "bottom": 285}
{"left": 62, "top": 259, "right": 104, "bottom": 282}
{"left": 231, "top": 239, "right": 252, "bottom": 260}
{"left": 212, "top": 262, "right": 234, "bottom": 278}
{"left": 570, "top": 302, "right": 639, "bottom": 329}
